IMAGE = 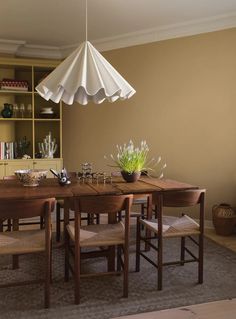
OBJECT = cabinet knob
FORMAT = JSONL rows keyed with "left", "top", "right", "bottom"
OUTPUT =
{"left": 4, "top": 163, "right": 8, "bottom": 165}
{"left": 0, "top": 163, "right": 3, "bottom": 166}
{"left": 33, "top": 161, "right": 37, "bottom": 164}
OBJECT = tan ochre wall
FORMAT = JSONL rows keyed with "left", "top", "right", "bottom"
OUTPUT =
{"left": 62, "top": 28, "right": 236, "bottom": 219}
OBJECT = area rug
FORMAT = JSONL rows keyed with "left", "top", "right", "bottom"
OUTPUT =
{"left": 0, "top": 235, "right": 236, "bottom": 319}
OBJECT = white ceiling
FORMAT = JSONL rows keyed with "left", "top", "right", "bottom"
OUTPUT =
{"left": 1, "top": 0, "right": 236, "bottom": 58}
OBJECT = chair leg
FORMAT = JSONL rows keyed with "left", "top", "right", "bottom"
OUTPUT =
{"left": 135, "top": 217, "right": 141, "bottom": 272}
{"left": 198, "top": 234, "right": 204, "bottom": 284}
{"left": 74, "top": 242, "right": 80, "bottom": 304}
{"left": 65, "top": 234, "right": 70, "bottom": 282}
{"left": 44, "top": 239, "right": 51, "bottom": 308}
{"left": 141, "top": 203, "right": 145, "bottom": 220}
{"left": 157, "top": 236, "right": 163, "bottom": 290}
{"left": 12, "top": 219, "right": 19, "bottom": 269}
{"left": 107, "top": 246, "right": 116, "bottom": 271}
{"left": 50, "top": 235, "right": 53, "bottom": 284}
{"left": 145, "top": 197, "right": 153, "bottom": 252}
{"left": 117, "top": 211, "right": 122, "bottom": 222}
{"left": 123, "top": 243, "right": 129, "bottom": 298}
{"left": 40, "top": 216, "right": 44, "bottom": 229}
{"left": 7, "top": 219, "right": 11, "bottom": 231}
{"left": 117, "top": 245, "right": 121, "bottom": 271}
{"left": 56, "top": 202, "right": 61, "bottom": 242}
{"left": 154, "top": 204, "right": 158, "bottom": 219}
{"left": 87, "top": 213, "right": 92, "bottom": 225}
{"left": 180, "top": 237, "right": 185, "bottom": 265}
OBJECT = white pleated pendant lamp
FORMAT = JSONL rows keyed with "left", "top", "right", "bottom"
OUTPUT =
{"left": 36, "top": 0, "right": 136, "bottom": 105}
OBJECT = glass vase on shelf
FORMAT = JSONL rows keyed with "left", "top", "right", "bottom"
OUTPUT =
{"left": 1, "top": 103, "right": 13, "bottom": 118}
{"left": 19, "top": 103, "right": 25, "bottom": 118}
{"left": 26, "top": 104, "right": 32, "bottom": 118}
{"left": 13, "top": 103, "right": 19, "bottom": 118}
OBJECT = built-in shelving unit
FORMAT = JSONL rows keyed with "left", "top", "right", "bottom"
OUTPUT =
{"left": 0, "top": 57, "right": 63, "bottom": 177}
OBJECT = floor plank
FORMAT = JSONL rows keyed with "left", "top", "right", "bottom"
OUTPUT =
{"left": 114, "top": 298, "right": 236, "bottom": 319}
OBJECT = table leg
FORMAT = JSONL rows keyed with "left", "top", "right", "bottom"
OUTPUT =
{"left": 145, "top": 194, "right": 152, "bottom": 251}
{"left": 64, "top": 198, "right": 70, "bottom": 281}
{"left": 107, "top": 212, "right": 116, "bottom": 271}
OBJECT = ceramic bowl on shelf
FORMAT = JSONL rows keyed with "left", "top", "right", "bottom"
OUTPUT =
{"left": 40, "top": 107, "right": 53, "bottom": 113}
{"left": 15, "top": 169, "right": 47, "bottom": 187}
{"left": 39, "top": 107, "right": 56, "bottom": 118}
{"left": 39, "top": 113, "right": 56, "bottom": 119}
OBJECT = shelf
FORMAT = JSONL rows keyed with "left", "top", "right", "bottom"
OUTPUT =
{"left": 0, "top": 118, "right": 32, "bottom": 121}
{"left": 0, "top": 90, "right": 33, "bottom": 95}
{"left": 34, "top": 118, "right": 60, "bottom": 122}
{"left": 33, "top": 158, "right": 63, "bottom": 161}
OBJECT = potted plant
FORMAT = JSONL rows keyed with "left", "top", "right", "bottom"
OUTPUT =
{"left": 106, "top": 140, "right": 166, "bottom": 182}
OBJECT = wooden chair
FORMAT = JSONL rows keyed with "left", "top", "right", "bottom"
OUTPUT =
{"left": 136, "top": 189, "right": 205, "bottom": 290}
{"left": 2, "top": 175, "right": 44, "bottom": 231}
{"left": 0, "top": 197, "right": 55, "bottom": 308}
{"left": 55, "top": 172, "right": 100, "bottom": 242}
{"left": 65, "top": 194, "right": 133, "bottom": 304}
{"left": 0, "top": 176, "right": 17, "bottom": 232}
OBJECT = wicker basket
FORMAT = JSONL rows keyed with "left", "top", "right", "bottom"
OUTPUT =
{"left": 212, "top": 203, "right": 236, "bottom": 236}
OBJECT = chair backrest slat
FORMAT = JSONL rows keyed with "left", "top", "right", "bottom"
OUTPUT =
{"left": 153, "top": 189, "right": 205, "bottom": 207}
{"left": 0, "top": 198, "right": 55, "bottom": 220}
{"left": 74, "top": 195, "right": 133, "bottom": 214}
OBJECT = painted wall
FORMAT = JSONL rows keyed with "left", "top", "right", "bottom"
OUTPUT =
{"left": 63, "top": 28, "right": 236, "bottom": 219}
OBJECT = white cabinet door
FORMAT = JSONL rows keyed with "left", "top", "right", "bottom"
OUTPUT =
{"left": 4, "top": 160, "right": 33, "bottom": 176}
{"left": 33, "top": 159, "right": 63, "bottom": 178}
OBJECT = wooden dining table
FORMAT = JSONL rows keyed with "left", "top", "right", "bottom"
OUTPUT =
{"left": 0, "top": 175, "right": 198, "bottom": 203}
{"left": 0, "top": 175, "right": 199, "bottom": 231}
{"left": 0, "top": 175, "right": 199, "bottom": 274}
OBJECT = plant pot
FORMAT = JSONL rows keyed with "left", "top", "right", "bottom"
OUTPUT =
{"left": 121, "top": 171, "right": 141, "bottom": 183}
{"left": 212, "top": 203, "right": 236, "bottom": 236}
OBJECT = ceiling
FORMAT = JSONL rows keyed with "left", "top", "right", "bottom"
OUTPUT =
{"left": 1, "top": 0, "right": 236, "bottom": 59}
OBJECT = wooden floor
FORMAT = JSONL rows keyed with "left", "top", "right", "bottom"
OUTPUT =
{"left": 205, "top": 228, "right": 236, "bottom": 252}
{"left": 115, "top": 228, "right": 236, "bottom": 319}
{"left": 114, "top": 298, "right": 236, "bottom": 319}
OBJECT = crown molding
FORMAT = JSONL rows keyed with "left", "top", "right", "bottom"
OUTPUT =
{"left": 0, "top": 39, "right": 25, "bottom": 55}
{"left": 1, "top": 12, "right": 236, "bottom": 59}
{"left": 16, "top": 44, "right": 62, "bottom": 59}
{"left": 92, "top": 11, "right": 236, "bottom": 52}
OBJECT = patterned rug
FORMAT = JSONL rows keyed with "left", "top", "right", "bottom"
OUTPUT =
{"left": 0, "top": 235, "right": 236, "bottom": 319}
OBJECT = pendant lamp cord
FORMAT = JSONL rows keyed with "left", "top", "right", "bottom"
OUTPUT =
{"left": 85, "top": 0, "right": 88, "bottom": 41}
